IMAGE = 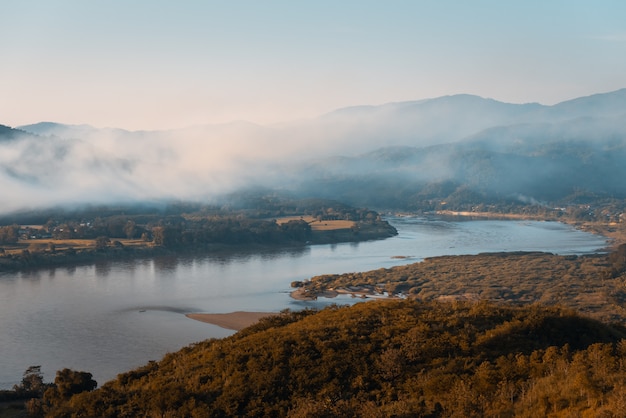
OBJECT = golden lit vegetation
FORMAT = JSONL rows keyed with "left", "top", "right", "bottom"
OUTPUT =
{"left": 276, "top": 216, "right": 356, "bottom": 231}
{"left": 29, "top": 300, "right": 626, "bottom": 417}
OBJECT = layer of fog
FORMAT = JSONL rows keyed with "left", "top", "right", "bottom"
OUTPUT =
{"left": 0, "top": 123, "right": 286, "bottom": 213}
{"left": 2, "top": 89, "right": 626, "bottom": 214}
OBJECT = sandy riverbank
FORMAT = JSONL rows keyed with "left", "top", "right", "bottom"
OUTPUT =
{"left": 186, "top": 311, "right": 278, "bottom": 330}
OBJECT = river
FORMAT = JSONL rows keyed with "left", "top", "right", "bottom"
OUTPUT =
{"left": 0, "top": 216, "right": 608, "bottom": 388}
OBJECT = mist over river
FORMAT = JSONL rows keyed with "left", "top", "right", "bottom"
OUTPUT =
{"left": 0, "top": 217, "right": 608, "bottom": 389}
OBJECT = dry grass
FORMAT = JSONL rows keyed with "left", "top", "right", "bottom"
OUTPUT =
{"left": 275, "top": 216, "right": 356, "bottom": 231}
{"left": 2, "top": 238, "right": 147, "bottom": 256}
{"left": 300, "top": 252, "right": 626, "bottom": 323}
{"left": 310, "top": 220, "right": 355, "bottom": 231}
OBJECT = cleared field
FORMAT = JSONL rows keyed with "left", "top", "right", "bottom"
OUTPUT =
{"left": 2, "top": 238, "right": 147, "bottom": 256}
{"left": 275, "top": 216, "right": 356, "bottom": 231}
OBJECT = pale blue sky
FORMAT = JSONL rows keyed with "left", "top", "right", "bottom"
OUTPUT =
{"left": 2, "top": 1, "right": 625, "bottom": 130}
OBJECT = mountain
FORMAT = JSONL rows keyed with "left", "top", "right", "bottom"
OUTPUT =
{"left": 289, "top": 124, "right": 626, "bottom": 208}
{"left": 289, "top": 89, "right": 626, "bottom": 151}
{"left": 0, "top": 124, "right": 36, "bottom": 142}
{"left": 17, "top": 122, "right": 105, "bottom": 138}
{"left": 15, "top": 89, "right": 626, "bottom": 152}
{"left": 309, "top": 94, "right": 545, "bottom": 146}
{"left": 281, "top": 90, "right": 626, "bottom": 207}
{"left": 3, "top": 88, "right": 626, "bottom": 212}
{"left": 548, "top": 88, "right": 626, "bottom": 120}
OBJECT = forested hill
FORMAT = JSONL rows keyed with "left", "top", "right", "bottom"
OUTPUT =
{"left": 32, "top": 300, "right": 626, "bottom": 417}
{"left": 290, "top": 113, "right": 626, "bottom": 209}
{"left": 0, "top": 124, "right": 36, "bottom": 141}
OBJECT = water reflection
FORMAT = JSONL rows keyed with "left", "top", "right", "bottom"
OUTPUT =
{"left": 20, "top": 270, "right": 43, "bottom": 282}
{"left": 95, "top": 260, "right": 112, "bottom": 277}
{"left": 153, "top": 255, "right": 181, "bottom": 273}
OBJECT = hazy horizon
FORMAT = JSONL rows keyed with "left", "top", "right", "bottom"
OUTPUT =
{"left": 2, "top": 2, "right": 626, "bottom": 213}
{"left": 2, "top": 1, "right": 626, "bottom": 131}
{"left": 8, "top": 87, "right": 626, "bottom": 132}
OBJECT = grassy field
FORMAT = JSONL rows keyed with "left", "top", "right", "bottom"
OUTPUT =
{"left": 2, "top": 238, "right": 147, "bottom": 256}
{"left": 275, "top": 216, "right": 356, "bottom": 231}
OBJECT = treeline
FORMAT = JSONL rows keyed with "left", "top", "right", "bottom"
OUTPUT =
{"left": 20, "top": 300, "right": 626, "bottom": 417}
{"left": 298, "top": 173, "right": 626, "bottom": 223}
{"left": 0, "top": 196, "right": 382, "bottom": 227}
{"left": 406, "top": 182, "right": 626, "bottom": 223}
{"left": 0, "top": 200, "right": 397, "bottom": 271}
{"left": 0, "top": 197, "right": 394, "bottom": 246}
{"left": 40, "top": 216, "right": 313, "bottom": 246}
{"left": 150, "top": 218, "right": 312, "bottom": 247}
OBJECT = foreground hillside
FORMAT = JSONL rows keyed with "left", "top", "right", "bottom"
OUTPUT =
{"left": 33, "top": 300, "right": 626, "bottom": 417}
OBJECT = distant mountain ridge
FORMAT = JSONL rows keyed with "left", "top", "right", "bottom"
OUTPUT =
{"left": 307, "top": 89, "right": 626, "bottom": 149}
{"left": 12, "top": 88, "right": 626, "bottom": 151}
{"left": 14, "top": 88, "right": 626, "bottom": 146}
{"left": 0, "top": 124, "right": 34, "bottom": 141}
{"left": 283, "top": 89, "right": 626, "bottom": 207}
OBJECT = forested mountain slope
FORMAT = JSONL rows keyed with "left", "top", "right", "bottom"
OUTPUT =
{"left": 292, "top": 113, "right": 626, "bottom": 208}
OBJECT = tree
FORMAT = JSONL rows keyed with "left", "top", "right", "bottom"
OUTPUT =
{"left": 124, "top": 220, "right": 137, "bottom": 239}
{"left": 152, "top": 226, "right": 181, "bottom": 247}
{"left": 13, "top": 365, "right": 46, "bottom": 396}
{"left": 0, "top": 224, "right": 19, "bottom": 244}
{"left": 94, "top": 236, "right": 110, "bottom": 251}
{"left": 280, "top": 219, "right": 312, "bottom": 241}
{"left": 43, "top": 368, "right": 97, "bottom": 415}
{"left": 608, "top": 243, "right": 626, "bottom": 278}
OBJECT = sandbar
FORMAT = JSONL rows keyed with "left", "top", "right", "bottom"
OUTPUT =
{"left": 186, "top": 311, "right": 278, "bottom": 331}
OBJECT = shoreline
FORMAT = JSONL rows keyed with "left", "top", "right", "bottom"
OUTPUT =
{"left": 290, "top": 214, "right": 625, "bottom": 302}
{"left": 436, "top": 210, "right": 625, "bottom": 250}
{"left": 0, "top": 225, "right": 397, "bottom": 274}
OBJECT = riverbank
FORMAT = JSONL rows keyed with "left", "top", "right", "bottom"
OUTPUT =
{"left": 570, "top": 221, "right": 626, "bottom": 250}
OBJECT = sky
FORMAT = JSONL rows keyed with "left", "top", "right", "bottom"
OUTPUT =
{"left": 2, "top": 0, "right": 626, "bottom": 131}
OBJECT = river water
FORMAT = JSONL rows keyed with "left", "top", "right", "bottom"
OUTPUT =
{"left": 0, "top": 217, "right": 608, "bottom": 388}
